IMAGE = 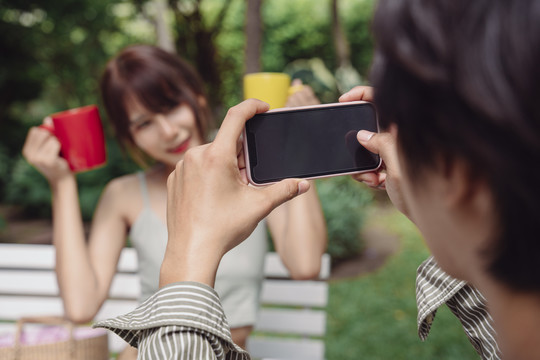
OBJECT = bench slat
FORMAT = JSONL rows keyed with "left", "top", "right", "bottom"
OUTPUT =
{"left": 0, "top": 296, "right": 138, "bottom": 322}
{"left": 255, "top": 308, "right": 326, "bottom": 336}
{"left": 116, "top": 247, "right": 138, "bottom": 273}
{"left": 260, "top": 280, "right": 328, "bottom": 308}
{"left": 0, "top": 271, "right": 140, "bottom": 299}
{"left": 0, "top": 243, "right": 138, "bottom": 273}
{"left": 247, "top": 337, "right": 325, "bottom": 360}
{"left": 0, "top": 243, "right": 55, "bottom": 269}
{"left": 0, "top": 296, "right": 63, "bottom": 320}
{"left": 0, "top": 270, "right": 58, "bottom": 296}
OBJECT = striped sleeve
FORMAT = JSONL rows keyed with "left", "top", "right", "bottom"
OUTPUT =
{"left": 416, "top": 257, "right": 501, "bottom": 360}
{"left": 94, "top": 281, "right": 250, "bottom": 360}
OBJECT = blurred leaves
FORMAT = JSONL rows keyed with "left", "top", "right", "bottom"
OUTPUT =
{"left": 0, "top": 0, "right": 143, "bottom": 215}
{"left": 317, "top": 176, "right": 374, "bottom": 262}
{"left": 1, "top": 0, "right": 376, "bottom": 228}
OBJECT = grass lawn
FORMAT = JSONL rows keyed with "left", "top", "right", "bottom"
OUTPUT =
{"left": 325, "top": 201, "right": 480, "bottom": 359}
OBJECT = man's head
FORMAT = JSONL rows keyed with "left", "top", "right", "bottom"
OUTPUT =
{"left": 371, "top": 0, "right": 540, "bottom": 291}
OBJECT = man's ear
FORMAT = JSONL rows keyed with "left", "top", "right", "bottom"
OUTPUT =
{"left": 442, "top": 158, "right": 495, "bottom": 263}
{"left": 442, "top": 159, "right": 492, "bottom": 218}
{"left": 388, "top": 123, "right": 398, "bottom": 137}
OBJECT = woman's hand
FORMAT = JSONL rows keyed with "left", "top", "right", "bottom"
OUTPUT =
{"left": 161, "top": 99, "right": 310, "bottom": 287}
{"left": 339, "top": 86, "right": 410, "bottom": 218}
{"left": 22, "top": 117, "right": 72, "bottom": 185}
{"left": 286, "top": 79, "right": 320, "bottom": 107}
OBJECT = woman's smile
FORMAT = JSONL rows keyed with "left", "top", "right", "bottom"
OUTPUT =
{"left": 168, "top": 137, "right": 191, "bottom": 154}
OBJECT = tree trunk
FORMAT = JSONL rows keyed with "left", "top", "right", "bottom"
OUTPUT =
{"left": 244, "top": 0, "right": 263, "bottom": 74}
{"left": 331, "top": 0, "right": 350, "bottom": 68}
{"left": 170, "top": 0, "right": 233, "bottom": 113}
{"left": 331, "top": 0, "right": 363, "bottom": 92}
{"left": 154, "top": 0, "right": 176, "bottom": 52}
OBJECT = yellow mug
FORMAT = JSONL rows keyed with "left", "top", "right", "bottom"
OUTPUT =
{"left": 244, "top": 72, "right": 301, "bottom": 109}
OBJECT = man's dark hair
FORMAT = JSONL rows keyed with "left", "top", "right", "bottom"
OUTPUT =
{"left": 371, "top": 0, "right": 540, "bottom": 291}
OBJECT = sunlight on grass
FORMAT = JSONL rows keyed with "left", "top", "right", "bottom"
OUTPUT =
{"left": 325, "top": 201, "right": 479, "bottom": 359}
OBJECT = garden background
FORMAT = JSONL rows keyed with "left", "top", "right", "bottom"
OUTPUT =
{"left": 0, "top": 0, "right": 479, "bottom": 358}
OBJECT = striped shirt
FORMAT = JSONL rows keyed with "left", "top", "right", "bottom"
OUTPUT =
{"left": 416, "top": 256, "right": 501, "bottom": 359}
{"left": 95, "top": 281, "right": 249, "bottom": 359}
{"left": 96, "top": 259, "right": 501, "bottom": 359}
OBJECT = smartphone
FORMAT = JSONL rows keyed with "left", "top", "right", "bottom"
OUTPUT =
{"left": 243, "top": 101, "right": 381, "bottom": 185}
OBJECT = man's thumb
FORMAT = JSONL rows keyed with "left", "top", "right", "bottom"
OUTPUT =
{"left": 358, "top": 130, "right": 394, "bottom": 154}
{"left": 262, "top": 179, "right": 310, "bottom": 210}
{"left": 357, "top": 130, "right": 398, "bottom": 171}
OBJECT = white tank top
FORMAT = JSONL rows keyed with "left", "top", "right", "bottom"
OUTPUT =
{"left": 128, "top": 172, "right": 268, "bottom": 327}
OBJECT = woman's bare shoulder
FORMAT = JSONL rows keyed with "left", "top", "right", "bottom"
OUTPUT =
{"left": 99, "top": 173, "right": 143, "bottom": 211}
{"left": 105, "top": 173, "right": 141, "bottom": 194}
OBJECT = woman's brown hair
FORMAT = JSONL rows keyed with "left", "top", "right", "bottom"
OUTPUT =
{"left": 100, "top": 44, "right": 213, "bottom": 165}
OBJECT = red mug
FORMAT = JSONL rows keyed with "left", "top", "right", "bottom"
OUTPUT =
{"left": 41, "top": 105, "right": 107, "bottom": 172}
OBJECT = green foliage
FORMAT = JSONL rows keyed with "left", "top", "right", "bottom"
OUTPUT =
{"left": 212, "top": 0, "right": 247, "bottom": 111}
{"left": 341, "top": 0, "right": 376, "bottom": 78}
{"left": 5, "top": 158, "right": 53, "bottom": 218}
{"left": 0, "top": 144, "right": 12, "bottom": 201}
{"left": 316, "top": 176, "right": 374, "bottom": 263}
{"left": 262, "top": 0, "right": 334, "bottom": 71}
{"left": 0, "top": 0, "right": 146, "bottom": 219}
{"left": 1, "top": 0, "right": 378, "bottom": 229}
{"left": 213, "top": 0, "right": 376, "bottom": 111}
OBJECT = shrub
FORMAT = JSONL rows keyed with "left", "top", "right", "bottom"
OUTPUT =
{"left": 5, "top": 157, "right": 52, "bottom": 218}
{"left": 316, "top": 176, "right": 373, "bottom": 264}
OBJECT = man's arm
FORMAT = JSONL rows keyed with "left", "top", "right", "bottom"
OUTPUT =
{"left": 95, "top": 282, "right": 249, "bottom": 359}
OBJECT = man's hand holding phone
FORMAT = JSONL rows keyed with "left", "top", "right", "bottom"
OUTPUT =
{"left": 243, "top": 100, "right": 381, "bottom": 185}
{"left": 161, "top": 99, "right": 310, "bottom": 288}
{"left": 339, "top": 86, "right": 410, "bottom": 218}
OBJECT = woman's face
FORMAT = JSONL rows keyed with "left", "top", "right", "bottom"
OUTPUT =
{"left": 126, "top": 98, "right": 205, "bottom": 167}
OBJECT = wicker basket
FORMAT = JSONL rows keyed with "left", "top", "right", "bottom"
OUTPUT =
{"left": 0, "top": 316, "right": 109, "bottom": 360}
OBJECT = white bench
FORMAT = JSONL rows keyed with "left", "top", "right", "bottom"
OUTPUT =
{"left": 0, "top": 243, "right": 330, "bottom": 359}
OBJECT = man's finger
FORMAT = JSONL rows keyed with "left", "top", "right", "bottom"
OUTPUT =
{"left": 351, "top": 172, "right": 380, "bottom": 186}
{"left": 339, "top": 86, "right": 374, "bottom": 103}
{"left": 237, "top": 147, "right": 246, "bottom": 170}
{"left": 213, "top": 99, "right": 269, "bottom": 152}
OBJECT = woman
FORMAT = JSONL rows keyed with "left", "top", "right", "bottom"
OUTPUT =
{"left": 22, "top": 45, "right": 327, "bottom": 357}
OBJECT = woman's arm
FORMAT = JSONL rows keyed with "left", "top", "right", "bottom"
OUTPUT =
{"left": 23, "top": 125, "right": 126, "bottom": 323}
{"left": 266, "top": 183, "right": 327, "bottom": 280}
{"left": 54, "top": 178, "right": 128, "bottom": 323}
{"left": 265, "top": 80, "right": 328, "bottom": 280}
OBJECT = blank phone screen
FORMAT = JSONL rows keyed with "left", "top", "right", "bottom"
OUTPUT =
{"left": 245, "top": 102, "right": 380, "bottom": 184}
